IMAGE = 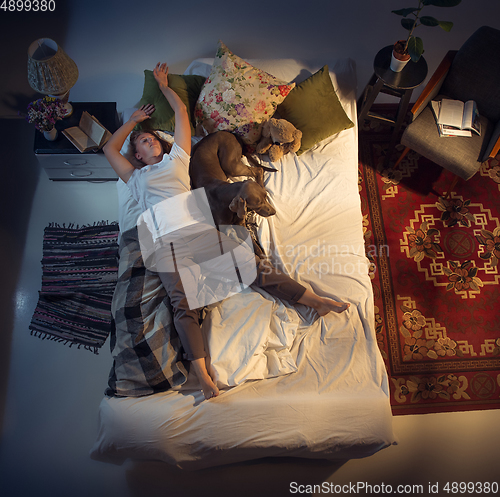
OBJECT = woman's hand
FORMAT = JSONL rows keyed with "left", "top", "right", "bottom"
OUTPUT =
{"left": 129, "top": 104, "right": 155, "bottom": 124}
{"left": 105, "top": 104, "right": 155, "bottom": 183}
{"left": 153, "top": 62, "right": 169, "bottom": 88}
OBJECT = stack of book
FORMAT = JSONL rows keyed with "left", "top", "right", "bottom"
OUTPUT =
{"left": 431, "top": 98, "right": 481, "bottom": 137}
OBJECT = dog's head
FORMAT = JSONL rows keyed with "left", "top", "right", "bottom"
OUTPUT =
{"left": 229, "top": 180, "right": 276, "bottom": 219}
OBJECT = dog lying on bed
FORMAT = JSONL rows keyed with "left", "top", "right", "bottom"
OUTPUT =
{"left": 189, "top": 131, "right": 276, "bottom": 227}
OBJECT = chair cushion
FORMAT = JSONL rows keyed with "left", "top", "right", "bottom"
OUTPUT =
{"left": 401, "top": 104, "right": 493, "bottom": 180}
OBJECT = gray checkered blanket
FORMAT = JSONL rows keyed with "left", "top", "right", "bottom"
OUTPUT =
{"left": 105, "top": 226, "right": 189, "bottom": 397}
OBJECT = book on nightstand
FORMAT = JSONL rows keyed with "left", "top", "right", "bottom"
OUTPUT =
{"left": 431, "top": 99, "right": 481, "bottom": 137}
{"left": 62, "top": 111, "right": 112, "bottom": 152}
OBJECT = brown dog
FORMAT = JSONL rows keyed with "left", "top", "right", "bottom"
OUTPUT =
{"left": 189, "top": 131, "right": 276, "bottom": 227}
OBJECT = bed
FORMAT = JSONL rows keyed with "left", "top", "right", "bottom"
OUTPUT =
{"left": 90, "top": 43, "right": 396, "bottom": 470}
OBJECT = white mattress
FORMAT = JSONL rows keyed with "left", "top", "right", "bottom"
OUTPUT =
{"left": 90, "top": 57, "right": 395, "bottom": 470}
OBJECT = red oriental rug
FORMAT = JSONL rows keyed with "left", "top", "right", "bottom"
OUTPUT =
{"left": 358, "top": 106, "right": 500, "bottom": 415}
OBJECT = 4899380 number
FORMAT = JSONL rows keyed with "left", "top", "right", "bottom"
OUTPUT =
{"left": 1, "top": 0, "right": 55, "bottom": 11}
{"left": 443, "top": 482, "right": 499, "bottom": 494}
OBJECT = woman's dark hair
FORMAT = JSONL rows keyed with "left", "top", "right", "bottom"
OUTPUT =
{"left": 126, "top": 130, "right": 173, "bottom": 168}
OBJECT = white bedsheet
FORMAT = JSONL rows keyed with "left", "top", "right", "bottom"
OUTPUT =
{"left": 90, "top": 58, "right": 395, "bottom": 470}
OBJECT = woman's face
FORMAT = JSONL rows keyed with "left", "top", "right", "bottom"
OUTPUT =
{"left": 134, "top": 133, "right": 163, "bottom": 164}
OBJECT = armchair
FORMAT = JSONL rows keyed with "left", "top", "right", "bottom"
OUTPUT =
{"left": 393, "top": 26, "right": 500, "bottom": 197}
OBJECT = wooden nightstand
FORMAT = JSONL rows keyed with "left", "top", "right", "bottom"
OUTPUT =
{"left": 357, "top": 46, "right": 428, "bottom": 168}
{"left": 34, "top": 102, "right": 119, "bottom": 181}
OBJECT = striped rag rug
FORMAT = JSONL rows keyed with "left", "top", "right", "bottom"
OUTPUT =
{"left": 29, "top": 222, "right": 120, "bottom": 354}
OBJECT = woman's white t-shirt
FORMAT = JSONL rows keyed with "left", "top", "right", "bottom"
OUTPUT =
{"left": 127, "top": 142, "right": 209, "bottom": 239}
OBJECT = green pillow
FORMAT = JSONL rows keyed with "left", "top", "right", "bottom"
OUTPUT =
{"left": 136, "top": 71, "right": 206, "bottom": 135}
{"left": 277, "top": 65, "right": 354, "bottom": 154}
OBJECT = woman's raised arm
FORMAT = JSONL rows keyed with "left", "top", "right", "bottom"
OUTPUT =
{"left": 103, "top": 105, "right": 154, "bottom": 183}
{"left": 153, "top": 63, "right": 191, "bottom": 156}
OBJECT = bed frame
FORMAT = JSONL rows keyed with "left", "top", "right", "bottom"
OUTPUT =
{"left": 90, "top": 56, "right": 396, "bottom": 470}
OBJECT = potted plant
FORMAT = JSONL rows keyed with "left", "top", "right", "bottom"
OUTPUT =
{"left": 390, "top": 0, "right": 462, "bottom": 72}
{"left": 25, "top": 96, "right": 66, "bottom": 141}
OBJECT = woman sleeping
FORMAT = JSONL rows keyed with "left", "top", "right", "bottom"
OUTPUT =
{"left": 103, "top": 62, "right": 349, "bottom": 400}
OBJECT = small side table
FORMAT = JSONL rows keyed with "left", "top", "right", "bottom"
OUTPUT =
{"left": 358, "top": 46, "right": 428, "bottom": 167}
{"left": 34, "top": 102, "right": 119, "bottom": 181}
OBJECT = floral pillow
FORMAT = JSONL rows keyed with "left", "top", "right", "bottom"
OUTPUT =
{"left": 194, "top": 41, "right": 295, "bottom": 145}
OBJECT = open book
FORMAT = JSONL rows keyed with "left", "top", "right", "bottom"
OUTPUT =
{"left": 431, "top": 99, "right": 481, "bottom": 137}
{"left": 62, "top": 111, "right": 112, "bottom": 153}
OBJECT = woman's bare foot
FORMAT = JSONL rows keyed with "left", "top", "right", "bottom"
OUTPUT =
{"left": 298, "top": 289, "right": 350, "bottom": 316}
{"left": 315, "top": 297, "right": 350, "bottom": 316}
{"left": 192, "top": 358, "right": 219, "bottom": 400}
{"left": 199, "top": 375, "right": 219, "bottom": 400}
